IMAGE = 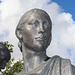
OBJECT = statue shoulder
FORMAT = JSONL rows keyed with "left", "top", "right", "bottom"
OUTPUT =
{"left": 52, "top": 55, "right": 72, "bottom": 69}
{"left": 72, "top": 65, "right": 75, "bottom": 75}
{"left": 47, "top": 55, "right": 74, "bottom": 75}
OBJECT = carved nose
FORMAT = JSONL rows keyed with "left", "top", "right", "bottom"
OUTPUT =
{"left": 38, "top": 23, "right": 44, "bottom": 33}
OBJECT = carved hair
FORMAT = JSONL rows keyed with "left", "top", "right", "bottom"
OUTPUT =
{"left": 15, "top": 9, "right": 52, "bottom": 52}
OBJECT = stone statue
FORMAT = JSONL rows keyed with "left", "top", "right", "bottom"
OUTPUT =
{"left": 0, "top": 42, "right": 11, "bottom": 71}
{"left": 15, "top": 9, "right": 75, "bottom": 75}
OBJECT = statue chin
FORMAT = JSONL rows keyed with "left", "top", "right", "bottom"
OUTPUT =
{"left": 25, "top": 44, "right": 47, "bottom": 52}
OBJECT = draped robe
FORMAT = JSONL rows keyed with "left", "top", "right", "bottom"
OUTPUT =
{"left": 14, "top": 56, "right": 75, "bottom": 75}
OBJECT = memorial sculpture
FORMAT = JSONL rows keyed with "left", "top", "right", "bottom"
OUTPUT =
{"left": 15, "top": 9, "right": 75, "bottom": 75}
{"left": 0, "top": 42, "right": 11, "bottom": 71}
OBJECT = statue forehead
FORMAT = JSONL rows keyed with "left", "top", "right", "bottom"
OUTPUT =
{"left": 17, "top": 9, "right": 52, "bottom": 31}
{"left": 18, "top": 9, "right": 50, "bottom": 25}
{"left": 24, "top": 9, "right": 47, "bottom": 15}
{"left": 21, "top": 9, "right": 49, "bottom": 20}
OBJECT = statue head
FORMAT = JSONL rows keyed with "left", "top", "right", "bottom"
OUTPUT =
{"left": 16, "top": 9, "right": 52, "bottom": 52}
{"left": 0, "top": 42, "right": 11, "bottom": 70}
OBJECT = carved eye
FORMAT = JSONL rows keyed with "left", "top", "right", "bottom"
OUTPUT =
{"left": 28, "top": 20, "right": 39, "bottom": 27}
{"left": 43, "top": 21, "right": 48, "bottom": 28}
{"left": 34, "top": 20, "right": 39, "bottom": 27}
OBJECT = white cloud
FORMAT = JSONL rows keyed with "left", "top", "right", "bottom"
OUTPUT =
{"left": 0, "top": 0, "right": 75, "bottom": 65}
{"left": 47, "top": 12, "right": 75, "bottom": 64}
{"left": 43, "top": 2, "right": 61, "bottom": 21}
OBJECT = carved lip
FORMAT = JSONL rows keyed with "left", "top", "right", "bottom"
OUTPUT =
{"left": 35, "top": 37, "right": 43, "bottom": 40}
{"left": 35, "top": 34, "right": 45, "bottom": 41}
{"left": 35, "top": 36, "right": 44, "bottom": 41}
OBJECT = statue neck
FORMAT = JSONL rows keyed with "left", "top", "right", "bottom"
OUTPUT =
{"left": 22, "top": 42, "right": 48, "bottom": 73}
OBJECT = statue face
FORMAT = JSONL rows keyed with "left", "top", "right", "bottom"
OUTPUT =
{"left": 22, "top": 12, "right": 51, "bottom": 51}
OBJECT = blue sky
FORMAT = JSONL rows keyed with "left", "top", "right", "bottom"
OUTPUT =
{"left": 0, "top": 0, "right": 1, "bottom": 3}
{"left": 52, "top": 0, "right": 75, "bottom": 20}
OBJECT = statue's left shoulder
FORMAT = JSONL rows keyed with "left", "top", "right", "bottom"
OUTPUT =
{"left": 71, "top": 65, "right": 75, "bottom": 75}
{"left": 61, "top": 58, "right": 71, "bottom": 68}
{"left": 61, "top": 57, "right": 75, "bottom": 75}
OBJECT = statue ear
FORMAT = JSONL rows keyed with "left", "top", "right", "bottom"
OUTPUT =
{"left": 16, "top": 29, "right": 22, "bottom": 39}
{"left": 16, "top": 29, "right": 22, "bottom": 52}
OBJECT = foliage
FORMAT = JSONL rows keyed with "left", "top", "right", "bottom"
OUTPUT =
{"left": 1, "top": 41, "right": 14, "bottom": 52}
{"left": 0, "top": 58, "right": 24, "bottom": 75}
{"left": 0, "top": 41, "right": 24, "bottom": 75}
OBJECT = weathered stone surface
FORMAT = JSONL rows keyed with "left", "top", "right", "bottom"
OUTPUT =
{"left": 15, "top": 9, "right": 75, "bottom": 75}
